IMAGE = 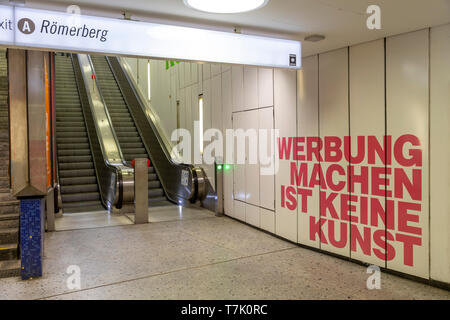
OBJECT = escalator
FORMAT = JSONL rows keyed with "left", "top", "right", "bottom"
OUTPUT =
{"left": 90, "top": 55, "right": 168, "bottom": 206}
{"left": 55, "top": 54, "right": 104, "bottom": 213}
{"left": 105, "top": 56, "right": 215, "bottom": 211}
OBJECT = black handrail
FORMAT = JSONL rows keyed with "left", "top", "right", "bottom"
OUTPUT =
{"left": 107, "top": 56, "right": 212, "bottom": 205}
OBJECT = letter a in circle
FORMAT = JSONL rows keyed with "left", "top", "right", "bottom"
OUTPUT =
{"left": 18, "top": 18, "right": 35, "bottom": 34}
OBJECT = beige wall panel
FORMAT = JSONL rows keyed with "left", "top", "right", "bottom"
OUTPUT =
{"left": 246, "top": 203, "right": 260, "bottom": 228}
{"left": 190, "top": 84, "right": 199, "bottom": 124}
{"left": 179, "top": 61, "right": 185, "bottom": 89}
{"left": 258, "top": 68, "right": 274, "bottom": 108}
{"left": 245, "top": 109, "right": 260, "bottom": 206}
{"left": 349, "top": 39, "right": 386, "bottom": 266}
{"left": 184, "top": 62, "right": 191, "bottom": 87}
{"left": 259, "top": 107, "right": 275, "bottom": 211}
{"left": 319, "top": 48, "right": 350, "bottom": 257}
{"left": 386, "top": 29, "right": 429, "bottom": 278}
{"left": 222, "top": 64, "right": 231, "bottom": 73}
{"left": 211, "top": 64, "right": 221, "bottom": 77}
{"left": 233, "top": 112, "right": 246, "bottom": 202}
{"left": 203, "top": 64, "right": 211, "bottom": 80}
{"left": 234, "top": 200, "right": 246, "bottom": 222}
{"left": 430, "top": 24, "right": 450, "bottom": 283}
{"left": 274, "top": 69, "right": 298, "bottom": 242}
{"left": 222, "top": 70, "right": 234, "bottom": 217}
{"left": 297, "top": 55, "right": 320, "bottom": 248}
{"left": 184, "top": 86, "right": 192, "bottom": 134}
{"left": 201, "top": 79, "right": 214, "bottom": 187}
{"left": 244, "top": 67, "right": 258, "bottom": 110}
{"left": 232, "top": 66, "right": 244, "bottom": 112}
{"left": 191, "top": 63, "right": 199, "bottom": 85}
{"left": 202, "top": 79, "right": 212, "bottom": 133}
{"left": 211, "top": 75, "right": 223, "bottom": 134}
{"left": 260, "top": 208, "right": 275, "bottom": 233}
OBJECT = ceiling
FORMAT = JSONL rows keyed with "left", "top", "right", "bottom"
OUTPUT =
{"left": 25, "top": 0, "right": 450, "bottom": 57}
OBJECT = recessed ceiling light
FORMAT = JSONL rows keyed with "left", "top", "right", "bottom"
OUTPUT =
{"left": 183, "top": 0, "right": 269, "bottom": 14}
{"left": 304, "top": 34, "right": 326, "bottom": 42}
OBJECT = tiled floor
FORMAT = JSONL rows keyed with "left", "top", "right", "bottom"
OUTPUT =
{"left": 1, "top": 206, "right": 449, "bottom": 300}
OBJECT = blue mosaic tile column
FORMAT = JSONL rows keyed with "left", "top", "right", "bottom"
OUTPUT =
{"left": 20, "top": 198, "right": 45, "bottom": 280}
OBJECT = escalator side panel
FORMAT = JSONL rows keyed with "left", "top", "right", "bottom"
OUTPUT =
{"left": 107, "top": 56, "right": 215, "bottom": 209}
{"left": 71, "top": 54, "right": 120, "bottom": 210}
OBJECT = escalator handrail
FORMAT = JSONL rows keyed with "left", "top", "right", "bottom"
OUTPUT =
{"left": 72, "top": 54, "right": 127, "bottom": 209}
{"left": 118, "top": 58, "right": 182, "bottom": 163}
{"left": 112, "top": 57, "right": 191, "bottom": 171}
{"left": 106, "top": 56, "right": 196, "bottom": 203}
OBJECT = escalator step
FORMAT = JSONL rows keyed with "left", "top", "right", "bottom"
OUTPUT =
{"left": 57, "top": 143, "right": 90, "bottom": 150}
{"left": 125, "top": 155, "right": 148, "bottom": 162}
{"left": 122, "top": 148, "right": 146, "bottom": 154}
{"left": 56, "top": 126, "right": 86, "bottom": 132}
{"left": 58, "top": 155, "right": 92, "bottom": 163}
{"left": 112, "top": 121, "right": 135, "bottom": 127}
{"left": 60, "top": 176, "right": 97, "bottom": 185}
{"left": 119, "top": 142, "right": 143, "bottom": 149}
{"left": 59, "top": 162, "right": 93, "bottom": 170}
{"left": 148, "top": 188, "right": 164, "bottom": 198}
{"left": 59, "top": 169, "right": 95, "bottom": 178}
{"left": 148, "top": 180, "right": 161, "bottom": 188}
{"left": 61, "top": 192, "right": 100, "bottom": 203}
{"left": 62, "top": 200, "right": 103, "bottom": 209}
{"left": 114, "top": 127, "right": 138, "bottom": 132}
{"left": 57, "top": 137, "right": 89, "bottom": 144}
{"left": 149, "top": 196, "right": 168, "bottom": 204}
{"left": 61, "top": 184, "right": 99, "bottom": 194}
{"left": 116, "top": 132, "right": 140, "bottom": 137}
{"left": 117, "top": 137, "right": 141, "bottom": 143}
{"left": 58, "top": 149, "right": 92, "bottom": 156}
{"left": 56, "top": 117, "right": 84, "bottom": 122}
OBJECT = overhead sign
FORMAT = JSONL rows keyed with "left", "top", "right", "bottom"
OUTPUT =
{"left": 0, "top": 5, "right": 301, "bottom": 69}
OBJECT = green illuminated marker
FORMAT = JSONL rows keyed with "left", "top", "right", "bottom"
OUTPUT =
{"left": 217, "top": 165, "right": 223, "bottom": 170}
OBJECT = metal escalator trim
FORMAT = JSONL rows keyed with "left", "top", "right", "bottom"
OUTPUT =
{"left": 77, "top": 54, "right": 125, "bottom": 167}
{"left": 117, "top": 169, "right": 123, "bottom": 209}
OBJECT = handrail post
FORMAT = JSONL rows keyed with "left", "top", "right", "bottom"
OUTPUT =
{"left": 215, "top": 158, "right": 224, "bottom": 217}
{"left": 134, "top": 158, "right": 148, "bottom": 224}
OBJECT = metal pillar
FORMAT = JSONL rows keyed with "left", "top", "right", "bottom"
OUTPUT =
{"left": 134, "top": 158, "right": 148, "bottom": 224}
{"left": 9, "top": 49, "right": 50, "bottom": 279}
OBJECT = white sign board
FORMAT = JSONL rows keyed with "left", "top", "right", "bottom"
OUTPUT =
{"left": 0, "top": 5, "right": 301, "bottom": 69}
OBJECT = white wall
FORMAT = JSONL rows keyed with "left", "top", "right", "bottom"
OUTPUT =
{"left": 145, "top": 60, "right": 280, "bottom": 232}
{"left": 129, "top": 23, "right": 449, "bottom": 285}
{"left": 429, "top": 24, "right": 450, "bottom": 284}
{"left": 295, "top": 25, "right": 448, "bottom": 284}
